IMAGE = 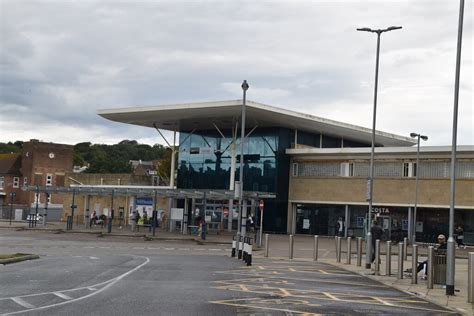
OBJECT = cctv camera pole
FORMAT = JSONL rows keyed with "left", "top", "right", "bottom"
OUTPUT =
{"left": 447, "top": 0, "right": 465, "bottom": 296}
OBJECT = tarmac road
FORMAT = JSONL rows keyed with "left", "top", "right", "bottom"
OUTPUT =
{"left": 0, "top": 230, "right": 460, "bottom": 315}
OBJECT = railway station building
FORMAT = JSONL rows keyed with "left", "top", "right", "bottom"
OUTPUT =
{"left": 98, "top": 100, "right": 474, "bottom": 243}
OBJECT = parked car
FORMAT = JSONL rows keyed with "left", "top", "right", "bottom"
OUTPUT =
{"left": 26, "top": 214, "right": 43, "bottom": 221}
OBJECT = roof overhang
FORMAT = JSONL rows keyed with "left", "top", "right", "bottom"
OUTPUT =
{"left": 97, "top": 100, "right": 416, "bottom": 147}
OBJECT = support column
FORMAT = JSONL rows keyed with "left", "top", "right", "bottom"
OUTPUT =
{"left": 170, "top": 130, "right": 176, "bottom": 188}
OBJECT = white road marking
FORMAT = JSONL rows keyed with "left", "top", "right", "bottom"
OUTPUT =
{"left": 132, "top": 247, "right": 144, "bottom": 249}
{"left": 2, "top": 256, "right": 150, "bottom": 316}
{"left": 11, "top": 297, "right": 35, "bottom": 309}
{"left": 83, "top": 246, "right": 94, "bottom": 249}
{"left": 164, "top": 248, "right": 175, "bottom": 250}
{"left": 374, "top": 297, "right": 394, "bottom": 306}
{"left": 87, "top": 287, "right": 97, "bottom": 291}
{"left": 89, "top": 257, "right": 99, "bottom": 260}
{"left": 53, "top": 292, "right": 72, "bottom": 300}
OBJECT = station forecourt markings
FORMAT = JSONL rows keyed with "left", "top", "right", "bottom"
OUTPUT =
{"left": 210, "top": 260, "right": 458, "bottom": 315}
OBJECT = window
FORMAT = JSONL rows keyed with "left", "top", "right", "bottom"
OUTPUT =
{"left": 23, "top": 177, "right": 28, "bottom": 186}
{"left": 292, "top": 163, "right": 298, "bottom": 177}
{"left": 46, "top": 194, "right": 52, "bottom": 204}
{"left": 340, "top": 163, "right": 354, "bottom": 177}
{"left": 13, "top": 177, "right": 19, "bottom": 188}
{"left": 46, "top": 174, "right": 53, "bottom": 186}
{"left": 403, "top": 163, "right": 410, "bottom": 177}
{"left": 0, "top": 176, "right": 4, "bottom": 189}
{"left": 152, "top": 176, "right": 159, "bottom": 186}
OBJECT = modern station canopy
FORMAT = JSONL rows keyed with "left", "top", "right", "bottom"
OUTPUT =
{"left": 97, "top": 100, "right": 416, "bottom": 147}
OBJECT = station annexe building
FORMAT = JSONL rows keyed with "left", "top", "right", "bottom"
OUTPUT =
{"left": 98, "top": 100, "right": 474, "bottom": 243}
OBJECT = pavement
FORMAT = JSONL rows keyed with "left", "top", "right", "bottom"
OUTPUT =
{"left": 1, "top": 220, "right": 473, "bottom": 315}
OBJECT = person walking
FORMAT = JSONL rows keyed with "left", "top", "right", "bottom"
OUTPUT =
{"left": 336, "top": 217, "right": 344, "bottom": 237}
{"left": 455, "top": 225, "right": 465, "bottom": 249}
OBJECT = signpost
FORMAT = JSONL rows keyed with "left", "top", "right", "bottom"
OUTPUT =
{"left": 258, "top": 200, "right": 264, "bottom": 247}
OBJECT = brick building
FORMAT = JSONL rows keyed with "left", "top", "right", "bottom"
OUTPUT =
{"left": 0, "top": 140, "right": 74, "bottom": 220}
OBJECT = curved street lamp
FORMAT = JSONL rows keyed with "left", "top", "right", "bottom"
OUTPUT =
{"left": 357, "top": 25, "right": 402, "bottom": 269}
{"left": 410, "top": 133, "right": 428, "bottom": 244}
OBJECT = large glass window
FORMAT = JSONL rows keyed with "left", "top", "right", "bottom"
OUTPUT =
{"left": 178, "top": 128, "right": 278, "bottom": 192}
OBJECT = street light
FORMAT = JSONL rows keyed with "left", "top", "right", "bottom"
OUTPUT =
{"left": 410, "top": 133, "right": 428, "bottom": 243}
{"left": 237, "top": 80, "right": 249, "bottom": 254}
{"left": 447, "top": 0, "right": 465, "bottom": 297}
{"left": 357, "top": 25, "right": 402, "bottom": 269}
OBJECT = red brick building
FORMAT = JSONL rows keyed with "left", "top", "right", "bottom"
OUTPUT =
{"left": 0, "top": 140, "right": 74, "bottom": 220}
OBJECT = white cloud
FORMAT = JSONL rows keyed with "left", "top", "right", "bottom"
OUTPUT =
{"left": 0, "top": 0, "right": 471, "bottom": 146}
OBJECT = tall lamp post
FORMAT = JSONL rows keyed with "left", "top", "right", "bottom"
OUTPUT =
{"left": 410, "top": 133, "right": 428, "bottom": 243}
{"left": 447, "top": 0, "right": 465, "bottom": 296}
{"left": 238, "top": 80, "right": 249, "bottom": 246}
{"left": 357, "top": 26, "right": 402, "bottom": 269}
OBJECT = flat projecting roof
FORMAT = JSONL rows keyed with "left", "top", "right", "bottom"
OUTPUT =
{"left": 97, "top": 100, "right": 416, "bottom": 147}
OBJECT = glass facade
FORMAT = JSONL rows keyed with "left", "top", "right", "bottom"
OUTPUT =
{"left": 178, "top": 127, "right": 291, "bottom": 232}
{"left": 177, "top": 127, "right": 371, "bottom": 233}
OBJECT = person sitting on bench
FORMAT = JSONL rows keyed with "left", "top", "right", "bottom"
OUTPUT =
{"left": 416, "top": 234, "right": 447, "bottom": 279}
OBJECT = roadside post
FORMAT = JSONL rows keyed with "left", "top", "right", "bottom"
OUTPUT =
{"left": 357, "top": 237, "right": 362, "bottom": 266}
{"left": 314, "top": 235, "right": 319, "bottom": 261}
{"left": 43, "top": 193, "right": 49, "bottom": 226}
{"left": 9, "top": 192, "right": 15, "bottom": 226}
{"left": 397, "top": 243, "right": 404, "bottom": 279}
{"left": 231, "top": 235, "right": 236, "bottom": 257}
{"left": 375, "top": 239, "right": 380, "bottom": 275}
{"left": 411, "top": 244, "right": 418, "bottom": 284}
{"left": 258, "top": 200, "right": 264, "bottom": 248}
{"left": 468, "top": 252, "right": 473, "bottom": 303}
{"left": 336, "top": 237, "right": 342, "bottom": 263}
{"left": 427, "top": 246, "right": 434, "bottom": 289}
{"left": 403, "top": 237, "right": 408, "bottom": 261}
{"left": 264, "top": 233, "right": 269, "bottom": 257}
{"left": 346, "top": 237, "right": 352, "bottom": 264}
{"left": 152, "top": 210, "right": 158, "bottom": 236}
{"left": 289, "top": 234, "right": 294, "bottom": 259}
{"left": 386, "top": 241, "right": 392, "bottom": 276}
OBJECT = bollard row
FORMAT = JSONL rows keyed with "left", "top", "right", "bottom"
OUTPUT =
{"left": 230, "top": 234, "right": 253, "bottom": 266}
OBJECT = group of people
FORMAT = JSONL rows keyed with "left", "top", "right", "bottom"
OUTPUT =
{"left": 89, "top": 211, "right": 107, "bottom": 228}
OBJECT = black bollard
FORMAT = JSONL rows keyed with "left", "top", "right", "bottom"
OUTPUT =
{"left": 243, "top": 237, "right": 248, "bottom": 262}
{"left": 238, "top": 236, "right": 243, "bottom": 259}
{"left": 231, "top": 235, "right": 236, "bottom": 257}
{"left": 246, "top": 237, "right": 253, "bottom": 266}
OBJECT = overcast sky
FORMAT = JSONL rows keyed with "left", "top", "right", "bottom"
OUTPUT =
{"left": 1, "top": 0, "right": 472, "bottom": 147}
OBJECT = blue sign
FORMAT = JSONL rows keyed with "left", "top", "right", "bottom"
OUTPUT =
{"left": 136, "top": 197, "right": 153, "bottom": 206}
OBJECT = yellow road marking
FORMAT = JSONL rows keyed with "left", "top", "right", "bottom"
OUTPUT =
{"left": 279, "top": 288, "right": 291, "bottom": 297}
{"left": 212, "top": 283, "right": 452, "bottom": 313}
{"left": 323, "top": 292, "right": 340, "bottom": 301}
{"left": 210, "top": 299, "right": 321, "bottom": 315}
{"left": 373, "top": 297, "right": 394, "bottom": 306}
{"left": 239, "top": 284, "right": 249, "bottom": 292}
{"left": 318, "top": 270, "right": 328, "bottom": 274}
